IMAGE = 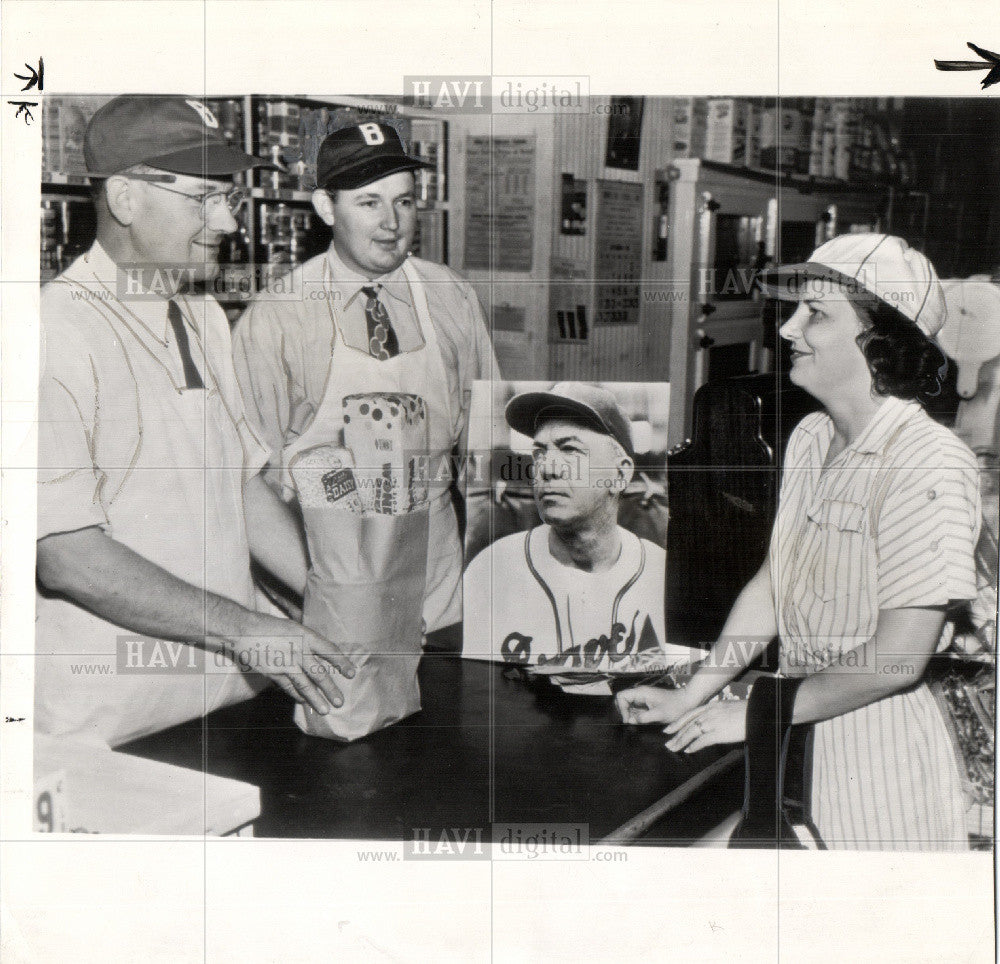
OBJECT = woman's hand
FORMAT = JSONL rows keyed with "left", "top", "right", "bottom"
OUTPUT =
{"left": 664, "top": 699, "right": 748, "bottom": 753}
{"left": 615, "top": 685, "right": 694, "bottom": 726}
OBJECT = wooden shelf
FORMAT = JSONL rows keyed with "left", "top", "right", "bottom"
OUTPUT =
{"left": 250, "top": 186, "right": 313, "bottom": 203}
{"left": 696, "top": 158, "right": 894, "bottom": 196}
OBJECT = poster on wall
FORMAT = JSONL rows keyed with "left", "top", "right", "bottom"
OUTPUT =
{"left": 604, "top": 95, "right": 645, "bottom": 170}
{"left": 463, "top": 135, "right": 535, "bottom": 272}
{"left": 560, "top": 173, "right": 587, "bottom": 235}
{"left": 594, "top": 179, "right": 644, "bottom": 325}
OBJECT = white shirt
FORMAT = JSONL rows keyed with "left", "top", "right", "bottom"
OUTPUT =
{"left": 770, "top": 397, "right": 979, "bottom": 850}
{"left": 232, "top": 247, "right": 499, "bottom": 484}
{"left": 463, "top": 524, "right": 692, "bottom": 669}
{"left": 36, "top": 242, "right": 270, "bottom": 746}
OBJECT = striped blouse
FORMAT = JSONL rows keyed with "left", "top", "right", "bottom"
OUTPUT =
{"left": 770, "top": 395, "right": 980, "bottom": 850}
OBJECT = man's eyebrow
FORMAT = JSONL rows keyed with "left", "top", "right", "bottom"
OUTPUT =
{"left": 535, "top": 434, "right": 585, "bottom": 447}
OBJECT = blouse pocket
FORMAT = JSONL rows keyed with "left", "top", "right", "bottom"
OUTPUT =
{"left": 806, "top": 499, "right": 868, "bottom": 602}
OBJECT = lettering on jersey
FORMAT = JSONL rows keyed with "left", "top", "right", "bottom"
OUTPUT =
{"left": 502, "top": 611, "right": 661, "bottom": 669}
{"left": 607, "top": 613, "right": 640, "bottom": 663}
{"left": 501, "top": 631, "right": 532, "bottom": 664}
{"left": 583, "top": 633, "right": 609, "bottom": 668}
{"left": 537, "top": 644, "right": 584, "bottom": 669}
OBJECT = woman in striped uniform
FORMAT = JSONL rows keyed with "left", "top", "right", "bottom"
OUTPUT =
{"left": 618, "top": 234, "right": 979, "bottom": 850}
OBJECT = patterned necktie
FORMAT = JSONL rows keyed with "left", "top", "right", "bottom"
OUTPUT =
{"left": 167, "top": 299, "right": 205, "bottom": 390}
{"left": 361, "top": 285, "right": 400, "bottom": 360}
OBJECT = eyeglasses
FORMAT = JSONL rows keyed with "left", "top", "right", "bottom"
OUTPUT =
{"left": 148, "top": 182, "right": 247, "bottom": 218}
{"left": 124, "top": 173, "right": 247, "bottom": 218}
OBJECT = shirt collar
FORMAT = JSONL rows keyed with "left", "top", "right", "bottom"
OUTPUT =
{"left": 73, "top": 241, "right": 177, "bottom": 342}
{"left": 848, "top": 395, "right": 920, "bottom": 456}
{"left": 324, "top": 244, "right": 412, "bottom": 309}
{"left": 797, "top": 395, "right": 918, "bottom": 459}
{"left": 72, "top": 239, "right": 121, "bottom": 288}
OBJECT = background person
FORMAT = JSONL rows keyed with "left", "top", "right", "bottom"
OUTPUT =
{"left": 617, "top": 235, "right": 980, "bottom": 851}
{"left": 234, "top": 122, "right": 498, "bottom": 646}
{"left": 35, "top": 95, "right": 353, "bottom": 748}
{"left": 463, "top": 383, "right": 693, "bottom": 672}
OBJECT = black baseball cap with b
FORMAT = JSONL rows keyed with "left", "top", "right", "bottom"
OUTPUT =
{"left": 316, "top": 122, "right": 433, "bottom": 191}
{"left": 84, "top": 95, "right": 274, "bottom": 177}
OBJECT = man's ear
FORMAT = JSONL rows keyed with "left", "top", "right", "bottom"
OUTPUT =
{"left": 312, "top": 189, "right": 335, "bottom": 227}
{"left": 104, "top": 175, "right": 136, "bottom": 226}
{"left": 616, "top": 453, "right": 635, "bottom": 490}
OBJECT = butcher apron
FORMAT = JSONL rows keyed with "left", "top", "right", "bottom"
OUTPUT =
{"left": 286, "top": 257, "right": 463, "bottom": 631}
{"left": 283, "top": 257, "right": 459, "bottom": 739}
{"left": 35, "top": 293, "right": 265, "bottom": 747}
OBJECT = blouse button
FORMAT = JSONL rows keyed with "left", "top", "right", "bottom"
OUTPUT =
{"left": 927, "top": 489, "right": 937, "bottom": 500}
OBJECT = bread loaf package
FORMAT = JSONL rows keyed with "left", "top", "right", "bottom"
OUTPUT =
{"left": 291, "top": 392, "right": 431, "bottom": 741}
{"left": 342, "top": 393, "right": 429, "bottom": 514}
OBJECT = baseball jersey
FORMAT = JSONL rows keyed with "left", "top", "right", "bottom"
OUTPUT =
{"left": 462, "top": 524, "right": 693, "bottom": 669}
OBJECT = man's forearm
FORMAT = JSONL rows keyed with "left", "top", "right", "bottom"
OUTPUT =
{"left": 243, "top": 472, "right": 309, "bottom": 594}
{"left": 37, "top": 527, "right": 263, "bottom": 653}
{"left": 37, "top": 525, "right": 355, "bottom": 714}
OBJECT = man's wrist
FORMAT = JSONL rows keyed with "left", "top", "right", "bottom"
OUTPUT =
{"left": 202, "top": 592, "right": 259, "bottom": 655}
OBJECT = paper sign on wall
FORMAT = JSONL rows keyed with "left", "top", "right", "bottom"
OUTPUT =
{"left": 594, "top": 179, "right": 644, "bottom": 325}
{"left": 463, "top": 135, "right": 536, "bottom": 272}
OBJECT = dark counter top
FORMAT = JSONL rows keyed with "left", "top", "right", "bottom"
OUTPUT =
{"left": 120, "top": 655, "right": 742, "bottom": 842}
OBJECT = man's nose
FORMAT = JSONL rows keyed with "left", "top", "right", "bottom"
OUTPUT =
{"left": 779, "top": 303, "right": 808, "bottom": 342}
{"left": 535, "top": 452, "right": 559, "bottom": 480}
{"left": 207, "top": 200, "right": 239, "bottom": 234}
{"left": 380, "top": 203, "right": 399, "bottom": 232}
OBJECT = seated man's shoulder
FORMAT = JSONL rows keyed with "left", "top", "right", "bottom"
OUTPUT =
{"left": 467, "top": 529, "right": 530, "bottom": 573}
{"left": 636, "top": 533, "right": 667, "bottom": 566}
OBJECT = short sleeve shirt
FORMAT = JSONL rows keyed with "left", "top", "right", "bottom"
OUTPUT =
{"left": 232, "top": 247, "right": 499, "bottom": 482}
{"left": 770, "top": 396, "right": 980, "bottom": 673}
{"left": 36, "top": 243, "right": 270, "bottom": 744}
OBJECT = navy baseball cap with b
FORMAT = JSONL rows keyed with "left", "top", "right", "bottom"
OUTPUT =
{"left": 505, "top": 383, "right": 635, "bottom": 461}
{"left": 316, "top": 122, "right": 433, "bottom": 191}
{"left": 84, "top": 95, "right": 274, "bottom": 177}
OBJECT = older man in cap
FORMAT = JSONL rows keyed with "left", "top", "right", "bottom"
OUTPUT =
{"left": 462, "top": 383, "right": 693, "bottom": 675}
{"left": 35, "top": 95, "right": 354, "bottom": 748}
{"left": 234, "top": 122, "right": 498, "bottom": 646}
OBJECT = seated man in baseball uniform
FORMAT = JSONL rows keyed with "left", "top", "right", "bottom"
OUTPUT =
{"left": 462, "top": 383, "right": 695, "bottom": 674}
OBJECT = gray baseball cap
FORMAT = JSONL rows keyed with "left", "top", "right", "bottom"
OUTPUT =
{"left": 505, "top": 383, "right": 634, "bottom": 460}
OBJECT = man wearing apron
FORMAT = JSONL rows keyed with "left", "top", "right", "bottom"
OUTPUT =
{"left": 35, "top": 96, "right": 354, "bottom": 748}
{"left": 234, "top": 123, "right": 498, "bottom": 646}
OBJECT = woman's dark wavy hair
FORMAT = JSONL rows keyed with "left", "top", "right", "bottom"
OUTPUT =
{"left": 848, "top": 292, "right": 949, "bottom": 402}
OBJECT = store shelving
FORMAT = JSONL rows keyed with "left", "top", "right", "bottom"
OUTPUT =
{"left": 39, "top": 93, "right": 449, "bottom": 308}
